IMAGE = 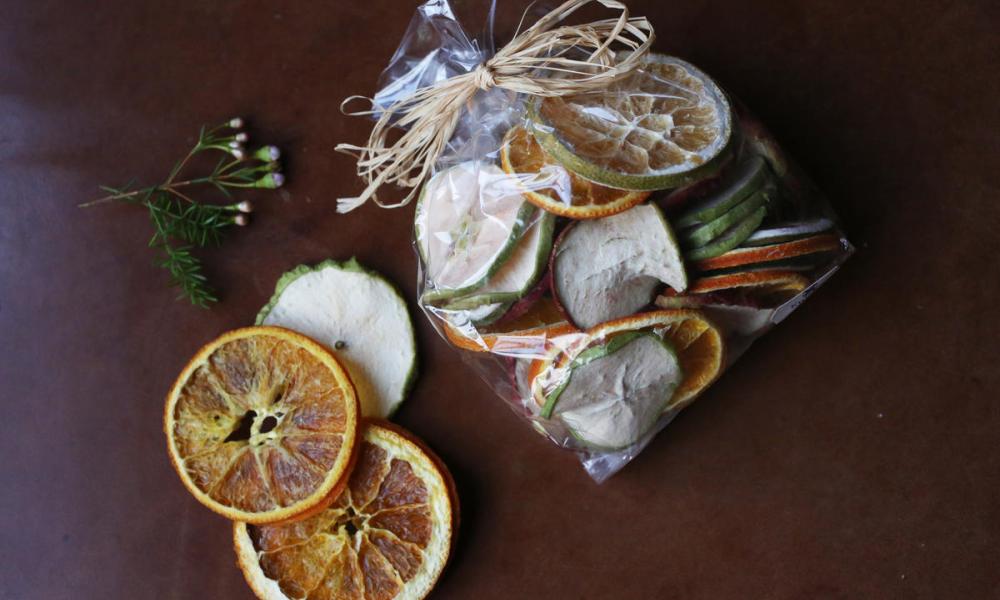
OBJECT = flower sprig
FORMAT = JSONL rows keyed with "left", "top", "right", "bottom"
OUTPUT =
{"left": 82, "top": 118, "right": 284, "bottom": 307}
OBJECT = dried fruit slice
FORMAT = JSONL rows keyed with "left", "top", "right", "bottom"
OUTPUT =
{"left": 415, "top": 161, "right": 536, "bottom": 299}
{"left": 694, "top": 233, "right": 843, "bottom": 272}
{"left": 438, "top": 212, "right": 554, "bottom": 310}
{"left": 552, "top": 203, "right": 687, "bottom": 328}
{"left": 679, "top": 186, "right": 768, "bottom": 249}
{"left": 674, "top": 156, "right": 770, "bottom": 229}
{"left": 437, "top": 300, "right": 512, "bottom": 330}
{"left": 532, "top": 310, "right": 723, "bottom": 412}
{"left": 686, "top": 269, "right": 810, "bottom": 306}
{"left": 499, "top": 125, "right": 649, "bottom": 219}
{"left": 531, "top": 54, "right": 732, "bottom": 191}
{"left": 164, "top": 326, "right": 360, "bottom": 524}
{"left": 741, "top": 218, "right": 835, "bottom": 247}
{"left": 684, "top": 205, "right": 768, "bottom": 261}
{"left": 235, "top": 421, "right": 457, "bottom": 600}
{"left": 540, "top": 332, "right": 683, "bottom": 450}
{"left": 441, "top": 297, "right": 579, "bottom": 355}
{"left": 656, "top": 270, "right": 812, "bottom": 337}
{"left": 256, "top": 258, "right": 417, "bottom": 419}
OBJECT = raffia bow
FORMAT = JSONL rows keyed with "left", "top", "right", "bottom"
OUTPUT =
{"left": 335, "top": 0, "right": 654, "bottom": 213}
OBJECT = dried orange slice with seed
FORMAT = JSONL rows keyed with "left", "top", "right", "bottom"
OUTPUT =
{"left": 500, "top": 126, "right": 650, "bottom": 219}
{"left": 234, "top": 420, "right": 457, "bottom": 600}
{"left": 531, "top": 310, "right": 724, "bottom": 413}
{"left": 164, "top": 326, "right": 360, "bottom": 524}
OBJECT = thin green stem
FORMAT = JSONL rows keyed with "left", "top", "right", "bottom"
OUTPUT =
{"left": 82, "top": 119, "right": 279, "bottom": 308}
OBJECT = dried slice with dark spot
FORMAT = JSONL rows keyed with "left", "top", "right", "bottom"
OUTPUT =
{"left": 165, "top": 326, "right": 360, "bottom": 524}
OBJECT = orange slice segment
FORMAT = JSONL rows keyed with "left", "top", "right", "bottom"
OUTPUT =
{"left": 165, "top": 326, "right": 360, "bottom": 524}
{"left": 531, "top": 310, "right": 724, "bottom": 412}
{"left": 235, "top": 421, "right": 457, "bottom": 600}
{"left": 500, "top": 126, "right": 650, "bottom": 219}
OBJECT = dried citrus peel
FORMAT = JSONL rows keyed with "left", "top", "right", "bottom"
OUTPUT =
{"left": 500, "top": 126, "right": 650, "bottom": 219}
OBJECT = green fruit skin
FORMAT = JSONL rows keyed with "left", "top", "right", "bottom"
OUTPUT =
{"left": 530, "top": 111, "right": 733, "bottom": 193}
{"left": 685, "top": 205, "right": 768, "bottom": 261}
{"left": 432, "top": 212, "right": 555, "bottom": 311}
{"left": 464, "top": 302, "right": 513, "bottom": 327}
{"left": 526, "top": 55, "right": 734, "bottom": 193}
{"left": 545, "top": 332, "right": 683, "bottom": 450}
{"left": 681, "top": 187, "right": 768, "bottom": 249}
{"left": 415, "top": 167, "right": 538, "bottom": 302}
{"left": 674, "top": 155, "right": 770, "bottom": 229}
{"left": 539, "top": 331, "right": 647, "bottom": 419}
{"left": 255, "top": 257, "right": 418, "bottom": 418}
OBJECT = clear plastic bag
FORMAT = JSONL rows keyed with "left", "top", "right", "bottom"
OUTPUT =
{"left": 369, "top": 0, "right": 853, "bottom": 482}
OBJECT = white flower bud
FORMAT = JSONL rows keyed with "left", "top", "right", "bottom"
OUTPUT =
{"left": 237, "top": 200, "right": 253, "bottom": 213}
{"left": 234, "top": 214, "right": 249, "bottom": 226}
{"left": 235, "top": 132, "right": 249, "bottom": 143}
{"left": 229, "top": 117, "right": 244, "bottom": 129}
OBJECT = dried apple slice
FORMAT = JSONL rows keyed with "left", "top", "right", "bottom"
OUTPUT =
{"left": 436, "top": 212, "right": 554, "bottom": 310}
{"left": 256, "top": 258, "right": 417, "bottom": 419}
{"left": 539, "top": 331, "right": 683, "bottom": 450}
{"left": 551, "top": 204, "right": 687, "bottom": 328}
{"left": 415, "top": 161, "right": 536, "bottom": 300}
{"left": 531, "top": 310, "right": 724, "bottom": 413}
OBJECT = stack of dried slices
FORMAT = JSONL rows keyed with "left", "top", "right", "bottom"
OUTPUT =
{"left": 164, "top": 260, "right": 458, "bottom": 599}
{"left": 419, "top": 54, "right": 848, "bottom": 451}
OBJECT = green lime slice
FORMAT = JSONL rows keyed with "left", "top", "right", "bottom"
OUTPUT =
{"left": 529, "top": 54, "right": 733, "bottom": 192}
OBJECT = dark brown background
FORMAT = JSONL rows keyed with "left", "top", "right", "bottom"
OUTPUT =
{"left": 2, "top": 0, "right": 998, "bottom": 598}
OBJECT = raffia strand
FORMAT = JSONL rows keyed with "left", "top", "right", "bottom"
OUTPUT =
{"left": 335, "top": 0, "right": 654, "bottom": 213}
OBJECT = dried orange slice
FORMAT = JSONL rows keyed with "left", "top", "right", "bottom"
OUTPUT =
{"left": 686, "top": 269, "right": 810, "bottom": 307}
{"left": 499, "top": 126, "right": 649, "bottom": 219}
{"left": 530, "top": 54, "right": 732, "bottom": 191}
{"left": 234, "top": 421, "right": 457, "bottom": 600}
{"left": 165, "top": 326, "right": 360, "bottom": 524}
{"left": 532, "top": 310, "right": 723, "bottom": 412}
{"left": 693, "top": 233, "right": 843, "bottom": 272}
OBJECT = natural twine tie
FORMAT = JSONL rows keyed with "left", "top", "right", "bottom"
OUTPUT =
{"left": 334, "top": 0, "right": 654, "bottom": 213}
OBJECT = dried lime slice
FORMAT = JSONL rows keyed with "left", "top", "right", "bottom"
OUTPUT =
{"left": 530, "top": 54, "right": 732, "bottom": 191}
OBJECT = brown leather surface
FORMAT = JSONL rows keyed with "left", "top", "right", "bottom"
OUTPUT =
{"left": 2, "top": 1, "right": 998, "bottom": 598}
